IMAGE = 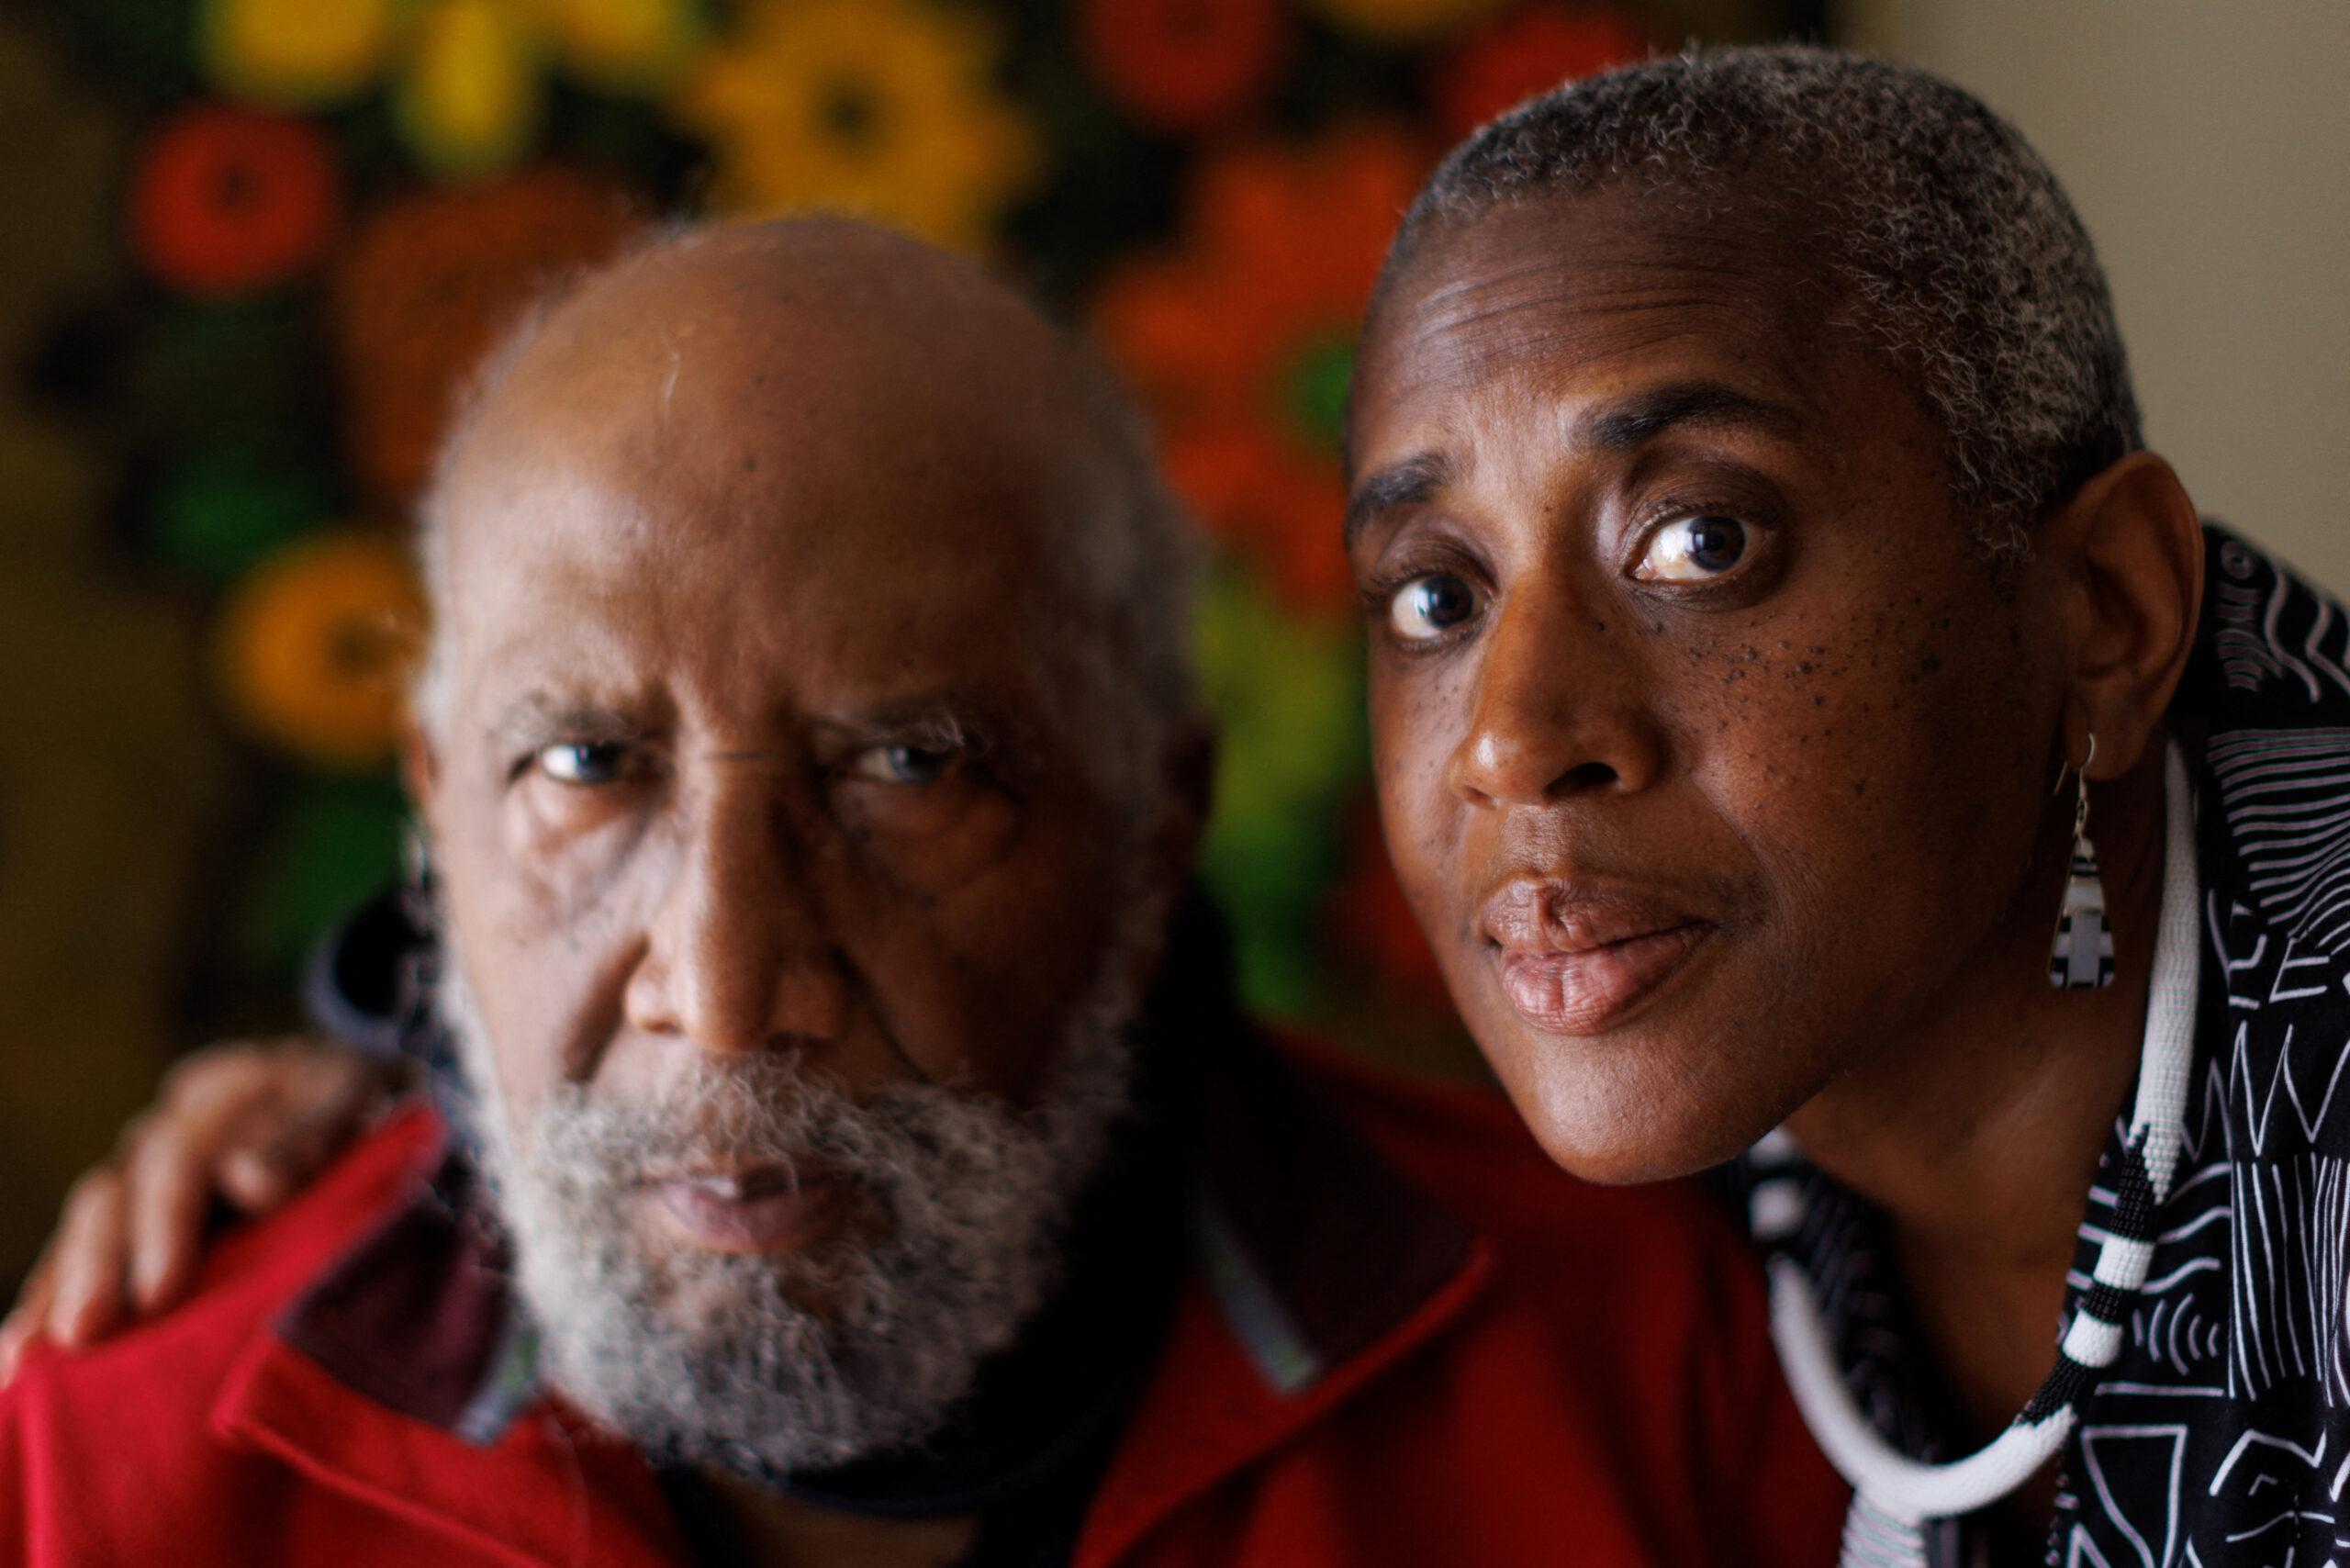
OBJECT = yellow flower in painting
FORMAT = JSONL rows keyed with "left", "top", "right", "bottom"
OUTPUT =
{"left": 200, "top": 0, "right": 703, "bottom": 182}
{"left": 201, "top": 0, "right": 398, "bottom": 107}
{"left": 678, "top": 0, "right": 1040, "bottom": 253}
{"left": 1301, "top": 0, "right": 1506, "bottom": 45}
{"left": 534, "top": 0, "right": 707, "bottom": 93}
{"left": 395, "top": 0, "right": 547, "bottom": 180}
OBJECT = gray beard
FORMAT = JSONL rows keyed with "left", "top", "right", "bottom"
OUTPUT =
{"left": 437, "top": 921, "right": 1156, "bottom": 1477}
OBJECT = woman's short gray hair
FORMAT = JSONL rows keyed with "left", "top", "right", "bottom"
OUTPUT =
{"left": 1382, "top": 44, "right": 2143, "bottom": 553}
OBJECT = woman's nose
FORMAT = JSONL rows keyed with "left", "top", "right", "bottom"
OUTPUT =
{"left": 1447, "top": 589, "right": 1666, "bottom": 809}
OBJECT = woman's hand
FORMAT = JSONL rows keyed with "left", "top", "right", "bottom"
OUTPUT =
{"left": 0, "top": 1038, "right": 400, "bottom": 1383}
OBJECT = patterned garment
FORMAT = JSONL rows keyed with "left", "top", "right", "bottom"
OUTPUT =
{"left": 1740, "top": 526, "right": 2350, "bottom": 1567}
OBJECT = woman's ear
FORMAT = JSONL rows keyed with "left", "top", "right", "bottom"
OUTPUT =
{"left": 2036, "top": 452, "right": 2205, "bottom": 778}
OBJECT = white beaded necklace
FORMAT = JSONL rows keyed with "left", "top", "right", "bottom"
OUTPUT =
{"left": 1746, "top": 744, "right": 2199, "bottom": 1568}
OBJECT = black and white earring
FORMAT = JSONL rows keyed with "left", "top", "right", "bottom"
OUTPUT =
{"left": 2049, "top": 734, "right": 2116, "bottom": 990}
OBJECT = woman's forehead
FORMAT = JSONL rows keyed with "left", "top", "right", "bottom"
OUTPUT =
{"left": 1353, "top": 187, "right": 1846, "bottom": 440}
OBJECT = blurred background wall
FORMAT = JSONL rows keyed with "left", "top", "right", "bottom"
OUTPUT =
{"left": 1843, "top": 0, "right": 2350, "bottom": 590}
{"left": 2, "top": 0, "right": 2343, "bottom": 1302}
{"left": 0, "top": 0, "right": 1812, "bottom": 1298}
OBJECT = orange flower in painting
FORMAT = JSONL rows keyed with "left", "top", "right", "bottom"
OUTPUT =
{"left": 330, "top": 164, "right": 641, "bottom": 501}
{"left": 217, "top": 531, "right": 426, "bottom": 768}
{"left": 1091, "top": 125, "right": 1432, "bottom": 610}
{"left": 1430, "top": 4, "right": 1652, "bottom": 140}
{"left": 1080, "top": 0, "right": 1289, "bottom": 137}
{"left": 132, "top": 105, "right": 341, "bottom": 297}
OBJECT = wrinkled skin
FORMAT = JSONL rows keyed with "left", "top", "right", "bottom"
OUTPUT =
{"left": 417, "top": 227, "right": 1183, "bottom": 1145}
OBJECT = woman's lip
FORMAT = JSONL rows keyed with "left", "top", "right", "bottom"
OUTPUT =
{"left": 1492, "top": 923, "right": 1710, "bottom": 1036}
{"left": 644, "top": 1170, "right": 850, "bottom": 1255}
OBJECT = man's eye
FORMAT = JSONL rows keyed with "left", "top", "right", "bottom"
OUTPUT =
{"left": 1388, "top": 574, "right": 1481, "bottom": 642}
{"left": 1636, "top": 516, "right": 1751, "bottom": 581}
{"left": 536, "top": 741, "right": 630, "bottom": 784}
{"left": 849, "top": 744, "right": 956, "bottom": 785}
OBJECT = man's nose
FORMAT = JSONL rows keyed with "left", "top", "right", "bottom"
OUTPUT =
{"left": 1447, "top": 585, "right": 1667, "bottom": 809}
{"left": 623, "top": 784, "right": 851, "bottom": 1056}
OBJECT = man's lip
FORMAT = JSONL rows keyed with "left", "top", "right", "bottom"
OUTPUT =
{"left": 642, "top": 1163, "right": 815, "bottom": 1198}
{"left": 641, "top": 1166, "right": 851, "bottom": 1255}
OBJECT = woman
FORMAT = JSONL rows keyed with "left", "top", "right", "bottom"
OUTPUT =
{"left": 9, "top": 47, "right": 2341, "bottom": 1565}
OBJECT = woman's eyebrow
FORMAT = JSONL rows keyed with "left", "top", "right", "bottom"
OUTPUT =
{"left": 1578, "top": 381, "right": 1804, "bottom": 451}
{"left": 1345, "top": 453, "right": 1455, "bottom": 551}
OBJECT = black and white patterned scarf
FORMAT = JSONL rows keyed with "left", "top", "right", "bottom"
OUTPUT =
{"left": 1740, "top": 525, "right": 2350, "bottom": 1567}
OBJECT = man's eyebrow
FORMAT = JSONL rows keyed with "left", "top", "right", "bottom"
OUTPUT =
{"left": 1344, "top": 453, "right": 1454, "bottom": 552}
{"left": 1577, "top": 382, "right": 1803, "bottom": 452}
{"left": 812, "top": 691, "right": 1026, "bottom": 749}
{"left": 486, "top": 690, "right": 647, "bottom": 751}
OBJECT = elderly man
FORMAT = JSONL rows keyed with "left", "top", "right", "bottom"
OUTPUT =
{"left": 0, "top": 220, "right": 1842, "bottom": 1565}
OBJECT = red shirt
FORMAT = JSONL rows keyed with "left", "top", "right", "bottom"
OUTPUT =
{"left": 0, "top": 1032, "right": 1845, "bottom": 1566}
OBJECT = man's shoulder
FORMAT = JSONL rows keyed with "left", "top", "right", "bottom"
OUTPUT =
{"left": 1114, "top": 1029, "right": 1838, "bottom": 1568}
{"left": 1, "top": 1103, "right": 445, "bottom": 1446}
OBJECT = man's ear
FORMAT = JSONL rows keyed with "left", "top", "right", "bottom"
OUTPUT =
{"left": 2037, "top": 451, "right": 2205, "bottom": 780}
{"left": 400, "top": 716, "right": 442, "bottom": 830}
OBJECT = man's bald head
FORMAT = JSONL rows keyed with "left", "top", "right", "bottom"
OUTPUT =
{"left": 413, "top": 218, "right": 1199, "bottom": 803}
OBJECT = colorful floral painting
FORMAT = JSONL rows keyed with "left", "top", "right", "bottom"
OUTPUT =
{"left": 26, "top": 0, "right": 1820, "bottom": 1074}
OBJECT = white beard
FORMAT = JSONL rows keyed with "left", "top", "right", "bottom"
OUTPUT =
{"left": 437, "top": 916, "right": 1157, "bottom": 1477}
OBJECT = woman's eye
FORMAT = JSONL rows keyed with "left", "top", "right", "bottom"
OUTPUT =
{"left": 1388, "top": 574, "right": 1481, "bottom": 642}
{"left": 850, "top": 744, "right": 956, "bottom": 785}
{"left": 1637, "top": 516, "right": 1751, "bottom": 581}
{"left": 535, "top": 741, "right": 629, "bottom": 784}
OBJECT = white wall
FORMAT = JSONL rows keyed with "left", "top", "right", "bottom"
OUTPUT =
{"left": 1837, "top": 0, "right": 2350, "bottom": 591}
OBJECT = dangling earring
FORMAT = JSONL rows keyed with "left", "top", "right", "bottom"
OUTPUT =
{"left": 2049, "top": 734, "right": 2115, "bottom": 990}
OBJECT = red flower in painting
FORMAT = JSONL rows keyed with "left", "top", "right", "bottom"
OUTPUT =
{"left": 1092, "top": 124, "right": 1431, "bottom": 610}
{"left": 1430, "top": 4, "right": 1652, "bottom": 139}
{"left": 330, "top": 165, "right": 641, "bottom": 503}
{"left": 1080, "top": 0, "right": 1289, "bottom": 136}
{"left": 132, "top": 104, "right": 340, "bottom": 297}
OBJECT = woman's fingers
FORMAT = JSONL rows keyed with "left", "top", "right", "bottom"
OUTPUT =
{"left": 218, "top": 1045, "right": 389, "bottom": 1210}
{"left": 120, "top": 1049, "right": 285, "bottom": 1310}
{"left": 2, "top": 1037, "right": 399, "bottom": 1372}
{"left": 0, "top": 1249, "right": 61, "bottom": 1384}
{"left": 46, "top": 1169, "right": 130, "bottom": 1350}
{"left": 123, "top": 1114, "right": 225, "bottom": 1314}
